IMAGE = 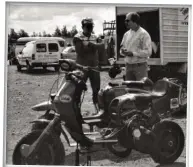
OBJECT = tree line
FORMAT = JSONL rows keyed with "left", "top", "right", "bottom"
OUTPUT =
{"left": 8, "top": 25, "right": 78, "bottom": 43}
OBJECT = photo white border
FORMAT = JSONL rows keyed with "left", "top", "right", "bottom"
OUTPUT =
{"left": 1, "top": 0, "right": 192, "bottom": 167}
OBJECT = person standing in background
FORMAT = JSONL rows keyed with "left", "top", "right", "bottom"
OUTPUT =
{"left": 73, "top": 18, "right": 104, "bottom": 116}
{"left": 120, "top": 12, "right": 152, "bottom": 81}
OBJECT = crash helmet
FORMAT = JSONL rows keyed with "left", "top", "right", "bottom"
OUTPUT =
{"left": 81, "top": 18, "right": 94, "bottom": 26}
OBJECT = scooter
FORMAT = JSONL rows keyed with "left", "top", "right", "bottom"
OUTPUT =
{"left": 30, "top": 70, "right": 155, "bottom": 132}
{"left": 12, "top": 59, "right": 185, "bottom": 165}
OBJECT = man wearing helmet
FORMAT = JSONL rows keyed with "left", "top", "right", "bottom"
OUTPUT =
{"left": 73, "top": 18, "right": 104, "bottom": 115}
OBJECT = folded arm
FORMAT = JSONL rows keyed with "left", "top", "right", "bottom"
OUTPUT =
{"left": 132, "top": 34, "right": 152, "bottom": 58}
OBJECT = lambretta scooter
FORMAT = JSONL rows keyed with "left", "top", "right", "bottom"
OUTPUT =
{"left": 12, "top": 59, "right": 185, "bottom": 165}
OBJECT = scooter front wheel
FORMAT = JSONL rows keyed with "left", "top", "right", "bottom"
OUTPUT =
{"left": 106, "top": 142, "right": 132, "bottom": 158}
{"left": 12, "top": 130, "right": 65, "bottom": 165}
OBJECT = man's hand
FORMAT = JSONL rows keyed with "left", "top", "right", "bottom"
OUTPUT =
{"left": 126, "top": 51, "right": 133, "bottom": 57}
{"left": 121, "top": 48, "right": 127, "bottom": 54}
{"left": 121, "top": 48, "right": 133, "bottom": 57}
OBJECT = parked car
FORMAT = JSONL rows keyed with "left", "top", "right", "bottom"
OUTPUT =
{"left": 15, "top": 37, "right": 67, "bottom": 57}
{"left": 61, "top": 46, "right": 76, "bottom": 60}
{"left": 16, "top": 39, "right": 61, "bottom": 72}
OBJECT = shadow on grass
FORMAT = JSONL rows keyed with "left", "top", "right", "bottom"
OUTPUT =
{"left": 64, "top": 147, "right": 151, "bottom": 166}
{"left": 156, "top": 162, "right": 186, "bottom": 167}
{"left": 18, "top": 67, "right": 59, "bottom": 76}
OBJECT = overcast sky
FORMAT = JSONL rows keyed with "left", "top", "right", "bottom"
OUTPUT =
{"left": 7, "top": 2, "right": 115, "bottom": 36}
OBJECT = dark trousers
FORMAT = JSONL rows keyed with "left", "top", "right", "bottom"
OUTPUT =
{"left": 125, "top": 62, "right": 148, "bottom": 81}
{"left": 83, "top": 69, "right": 101, "bottom": 104}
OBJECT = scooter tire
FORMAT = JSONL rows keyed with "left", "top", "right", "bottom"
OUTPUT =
{"left": 151, "top": 120, "right": 184, "bottom": 165}
{"left": 106, "top": 143, "right": 132, "bottom": 158}
{"left": 12, "top": 130, "right": 65, "bottom": 165}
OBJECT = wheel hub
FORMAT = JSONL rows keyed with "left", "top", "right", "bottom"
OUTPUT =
{"left": 160, "top": 131, "right": 178, "bottom": 156}
{"left": 168, "top": 140, "right": 174, "bottom": 147}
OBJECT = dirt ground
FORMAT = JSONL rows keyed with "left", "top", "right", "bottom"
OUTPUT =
{"left": 6, "top": 65, "right": 187, "bottom": 166}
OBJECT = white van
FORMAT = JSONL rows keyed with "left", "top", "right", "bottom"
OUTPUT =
{"left": 15, "top": 37, "right": 67, "bottom": 56}
{"left": 16, "top": 40, "right": 61, "bottom": 72}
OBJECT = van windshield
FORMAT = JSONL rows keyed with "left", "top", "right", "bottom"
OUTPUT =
{"left": 49, "top": 43, "right": 59, "bottom": 52}
{"left": 16, "top": 41, "right": 31, "bottom": 46}
{"left": 58, "top": 41, "right": 65, "bottom": 47}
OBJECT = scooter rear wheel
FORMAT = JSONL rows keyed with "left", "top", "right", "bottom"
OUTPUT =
{"left": 106, "top": 142, "right": 132, "bottom": 158}
{"left": 151, "top": 120, "right": 184, "bottom": 164}
{"left": 12, "top": 130, "right": 65, "bottom": 165}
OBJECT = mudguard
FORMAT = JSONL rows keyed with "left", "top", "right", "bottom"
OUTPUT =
{"left": 108, "top": 94, "right": 136, "bottom": 125}
{"left": 31, "top": 100, "right": 53, "bottom": 111}
{"left": 30, "top": 113, "right": 71, "bottom": 146}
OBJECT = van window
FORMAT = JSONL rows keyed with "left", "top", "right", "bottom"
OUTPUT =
{"left": 58, "top": 41, "right": 65, "bottom": 47}
{"left": 48, "top": 43, "right": 59, "bottom": 52}
{"left": 36, "top": 43, "right": 47, "bottom": 52}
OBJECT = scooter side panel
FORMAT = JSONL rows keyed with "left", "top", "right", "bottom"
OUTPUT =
{"left": 54, "top": 81, "right": 83, "bottom": 133}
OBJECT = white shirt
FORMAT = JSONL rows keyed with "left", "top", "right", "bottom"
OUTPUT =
{"left": 120, "top": 27, "right": 152, "bottom": 64}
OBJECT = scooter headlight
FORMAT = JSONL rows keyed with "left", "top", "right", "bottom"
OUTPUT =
{"left": 133, "top": 129, "right": 141, "bottom": 138}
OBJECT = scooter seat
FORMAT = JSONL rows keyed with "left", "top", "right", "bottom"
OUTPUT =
{"left": 84, "top": 119, "right": 102, "bottom": 125}
{"left": 108, "top": 82, "right": 120, "bottom": 87}
{"left": 83, "top": 110, "right": 105, "bottom": 120}
{"left": 150, "top": 79, "right": 168, "bottom": 98}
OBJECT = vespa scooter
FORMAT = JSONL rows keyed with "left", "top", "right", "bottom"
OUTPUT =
{"left": 12, "top": 59, "right": 185, "bottom": 165}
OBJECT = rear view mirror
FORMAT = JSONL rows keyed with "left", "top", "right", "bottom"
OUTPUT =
{"left": 100, "top": 35, "right": 105, "bottom": 39}
{"left": 59, "top": 59, "right": 77, "bottom": 71}
{"left": 61, "top": 62, "right": 70, "bottom": 71}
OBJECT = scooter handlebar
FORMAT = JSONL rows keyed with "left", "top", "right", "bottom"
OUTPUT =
{"left": 75, "top": 63, "right": 100, "bottom": 73}
{"left": 59, "top": 59, "right": 100, "bottom": 72}
{"left": 70, "top": 73, "right": 81, "bottom": 83}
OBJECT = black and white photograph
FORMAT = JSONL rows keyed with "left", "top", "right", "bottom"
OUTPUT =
{"left": 4, "top": 1, "right": 191, "bottom": 166}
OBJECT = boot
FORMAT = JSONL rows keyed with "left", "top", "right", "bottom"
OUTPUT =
{"left": 93, "top": 103, "right": 100, "bottom": 115}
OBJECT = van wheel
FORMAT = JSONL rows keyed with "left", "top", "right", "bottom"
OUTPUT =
{"left": 17, "top": 64, "right": 22, "bottom": 71}
{"left": 26, "top": 64, "right": 33, "bottom": 73}
{"left": 54, "top": 66, "right": 60, "bottom": 72}
{"left": 43, "top": 66, "right": 47, "bottom": 71}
